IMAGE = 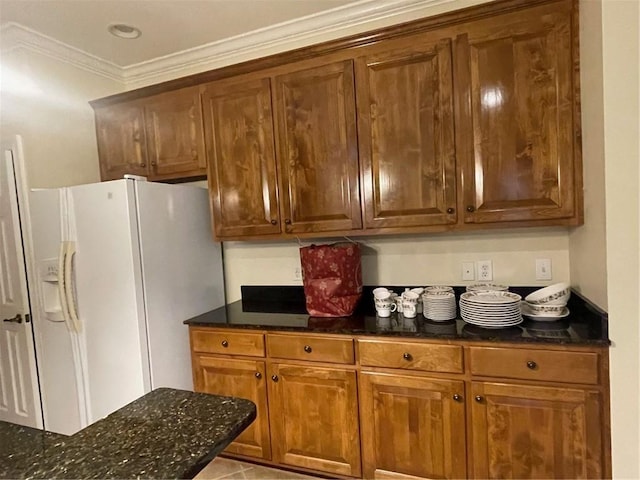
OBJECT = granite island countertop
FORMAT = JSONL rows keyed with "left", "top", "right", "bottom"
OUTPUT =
{"left": 2, "top": 388, "right": 256, "bottom": 479}
{"left": 184, "top": 286, "right": 609, "bottom": 346}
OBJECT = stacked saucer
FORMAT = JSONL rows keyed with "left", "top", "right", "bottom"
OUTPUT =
{"left": 466, "top": 283, "right": 509, "bottom": 292}
{"left": 422, "top": 286, "right": 457, "bottom": 321}
{"left": 459, "top": 291, "right": 523, "bottom": 328}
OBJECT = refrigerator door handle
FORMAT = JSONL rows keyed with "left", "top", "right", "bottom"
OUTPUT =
{"left": 64, "top": 241, "right": 81, "bottom": 333}
{"left": 58, "top": 241, "right": 72, "bottom": 328}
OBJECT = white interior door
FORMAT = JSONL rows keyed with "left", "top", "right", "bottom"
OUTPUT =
{"left": 0, "top": 140, "right": 42, "bottom": 428}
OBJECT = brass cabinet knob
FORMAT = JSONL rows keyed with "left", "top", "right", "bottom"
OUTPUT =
{"left": 453, "top": 393, "right": 462, "bottom": 402}
{"left": 403, "top": 352, "right": 412, "bottom": 361}
{"left": 271, "top": 375, "right": 279, "bottom": 382}
{"left": 447, "top": 208, "right": 455, "bottom": 214}
{"left": 140, "top": 163, "right": 146, "bottom": 168}
{"left": 221, "top": 340, "right": 229, "bottom": 348}
{"left": 255, "top": 372, "right": 262, "bottom": 379}
{"left": 151, "top": 161, "right": 157, "bottom": 167}
{"left": 304, "top": 345, "right": 312, "bottom": 353}
{"left": 527, "top": 360, "right": 537, "bottom": 370}
{"left": 285, "top": 219, "right": 292, "bottom": 225}
{"left": 466, "top": 205, "right": 475, "bottom": 212}
{"left": 271, "top": 219, "right": 277, "bottom": 225}
{"left": 475, "top": 395, "right": 483, "bottom": 403}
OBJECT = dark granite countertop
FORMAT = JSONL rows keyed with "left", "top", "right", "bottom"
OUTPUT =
{"left": 185, "top": 286, "right": 609, "bottom": 346}
{"left": 0, "top": 422, "right": 66, "bottom": 479}
{"left": 3, "top": 388, "right": 256, "bottom": 479}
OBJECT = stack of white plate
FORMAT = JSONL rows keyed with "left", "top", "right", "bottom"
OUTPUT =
{"left": 422, "top": 289, "right": 457, "bottom": 322}
{"left": 460, "top": 291, "right": 523, "bottom": 328}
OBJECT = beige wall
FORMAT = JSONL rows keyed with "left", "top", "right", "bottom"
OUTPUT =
{"left": 568, "top": 0, "right": 608, "bottom": 310}
{"left": 600, "top": 0, "right": 640, "bottom": 477}
{"left": 0, "top": 48, "right": 124, "bottom": 189}
{"left": 223, "top": 228, "right": 570, "bottom": 302}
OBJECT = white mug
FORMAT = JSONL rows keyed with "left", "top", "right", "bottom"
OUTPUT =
{"left": 402, "top": 301, "right": 417, "bottom": 318}
{"left": 376, "top": 301, "right": 397, "bottom": 317}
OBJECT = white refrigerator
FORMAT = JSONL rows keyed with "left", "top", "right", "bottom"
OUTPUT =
{"left": 29, "top": 178, "right": 225, "bottom": 435}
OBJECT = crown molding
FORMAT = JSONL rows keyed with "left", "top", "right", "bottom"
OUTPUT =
{"left": 123, "top": 0, "right": 470, "bottom": 89}
{"left": 0, "top": 22, "right": 123, "bottom": 83}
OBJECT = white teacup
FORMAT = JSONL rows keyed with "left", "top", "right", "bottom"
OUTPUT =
{"left": 372, "top": 287, "right": 390, "bottom": 298}
{"left": 376, "top": 300, "right": 397, "bottom": 317}
{"left": 402, "top": 301, "right": 417, "bottom": 318}
{"left": 393, "top": 295, "right": 404, "bottom": 313}
{"left": 373, "top": 289, "right": 392, "bottom": 301}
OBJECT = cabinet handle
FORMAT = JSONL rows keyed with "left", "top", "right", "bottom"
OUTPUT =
{"left": 304, "top": 345, "right": 312, "bottom": 353}
{"left": 140, "top": 163, "right": 146, "bottom": 168}
{"left": 466, "top": 205, "right": 475, "bottom": 213}
{"left": 255, "top": 372, "right": 262, "bottom": 379}
{"left": 452, "top": 393, "right": 462, "bottom": 402}
{"left": 192, "top": 150, "right": 198, "bottom": 160}
{"left": 221, "top": 340, "right": 229, "bottom": 348}
{"left": 270, "top": 219, "right": 277, "bottom": 225}
{"left": 271, "top": 375, "right": 279, "bottom": 382}
{"left": 402, "top": 352, "right": 412, "bottom": 361}
{"left": 151, "top": 161, "right": 157, "bottom": 167}
{"left": 133, "top": 132, "right": 141, "bottom": 142}
{"left": 447, "top": 208, "right": 455, "bottom": 214}
{"left": 285, "top": 219, "right": 291, "bottom": 225}
{"left": 527, "top": 360, "right": 537, "bottom": 370}
{"left": 475, "top": 395, "right": 483, "bottom": 403}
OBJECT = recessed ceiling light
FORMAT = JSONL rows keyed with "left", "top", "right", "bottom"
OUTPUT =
{"left": 108, "top": 23, "right": 142, "bottom": 39}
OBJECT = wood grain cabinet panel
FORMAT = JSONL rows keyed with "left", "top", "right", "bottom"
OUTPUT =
{"left": 273, "top": 60, "right": 362, "bottom": 234}
{"left": 267, "top": 333, "right": 354, "bottom": 364}
{"left": 190, "top": 328, "right": 265, "bottom": 357}
{"left": 359, "top": 338, "right": 463, "bottom": 373}
{"left": 192, "top": 355, "right": 271, "bottom": 460}
{"left": 359, "top": 372, "right": 467, "bottom": 479}
{"left": 267, "top": 363, "right": 361, "bottom": 477}
{"left": 95, "top": 103, "right": 148, "bottom": 181}
{"left": 455, "top": 1, "right": 579, "bottom": 223}
{"left": 143, "top": 87, "right": 206, "bottom": 180}
{"left": 356, "top": 36, "right": 457, "bottom": 229}
{"left": 202, "top": 78, "right": 281, "bottom": 238}
{"left": 471, "top": 381, "right": 603, "bottom": 479}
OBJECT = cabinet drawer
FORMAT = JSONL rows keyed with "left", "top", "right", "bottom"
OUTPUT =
{"left": 190, "top": 328, "right": 265, "bottom": 357}
{"left": 267, "top": 334, "right": 355, "bottom": 364}
{"left": 469, "top": 347, "right": 599, "bottom": 385}
{"left": 358, "top": 339, "right": 464, "bottom": 374}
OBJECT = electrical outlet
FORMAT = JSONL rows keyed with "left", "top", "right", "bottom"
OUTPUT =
{"left": 293, "top": 266, "right": 303, "bottom": 282}
{"left": 535, "top": 258, "right": 552, "bottom": 280}
{"left": 477, "top": 260, "right": 493, "bottom": 281}
{"left": 462, "top": 262, "right": 475, "bottom": 280}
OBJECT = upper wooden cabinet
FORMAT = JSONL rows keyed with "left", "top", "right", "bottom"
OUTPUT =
{"left": 94, "top": 102, "right": 148, "bottom": 181}
{"left": 356, "top": 35, "right": 457, "bottom": 229}
{"left": 143, "top": 87, "right": 206, "bottom": 180}
{"left": 93, "top": 86, "right": 206, "bottom": 182}
{"left": 91, "top": 0, "right": 582, "bottom": 239}
{"left": 201, "top": 78, "right": 281, "bottom": 238}
{"left": 273, "top": 60, "right": 362, "bottom": 234}
{"left": 455, "top": 1, "right": 579, "bottom": 223}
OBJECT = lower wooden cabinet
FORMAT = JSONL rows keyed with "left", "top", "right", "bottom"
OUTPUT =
{"left": 268, "top": 363, "right": 361, "bottom": 477}
{"left": 189, "top": 327, "right": 610, "bottom": 479}
{"left": 359, "top": 372, "right": 467, "bottom": 479}
{"left": 192, "top": 354, "right": 271, "bottom": 460}
{"left": 471, "top": 381, "right": 604, "bottom": 479}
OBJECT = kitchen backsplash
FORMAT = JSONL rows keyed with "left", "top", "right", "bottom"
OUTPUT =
{"left": 222, "top": 228, "right": 570, "bottom": 302}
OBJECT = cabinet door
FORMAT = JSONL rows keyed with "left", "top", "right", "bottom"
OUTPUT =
{"left": 192, "top": 355, "right": 271, "bottom": 460}
{"left": 94, "top": 103, "right": 148, "bottom": 181}
{"left": 471, "top": 382, "right": 603, "bottom": 479}
{"left": 455, "top": 1, "right": 578, "bottom": 223}
{"left": 144, "top": 87, "right": 206, "bottom": 180}
{"left": 274, "top": 60, "right": 362, "bottom": 234}
{"left": 359, "top": 372, "right": 467, "bottom": 479}
{"left": 202, "top": 78, "right": 281, "bottom": 238}
{"left": 356, "top": 37, "right": 457, "bottom": 229}
{"left": 268, "top": 363, "right": 361, "bottom": 477}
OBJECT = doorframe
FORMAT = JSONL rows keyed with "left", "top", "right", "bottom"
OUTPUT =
{"left": 1, "top": 133, "right": 44, "bottom": 429}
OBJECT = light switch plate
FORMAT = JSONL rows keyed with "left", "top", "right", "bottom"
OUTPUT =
{"left": 535, "top": 258, "right": 552, "bottom": 280}
{"left": 462, "top": 262, "right": 475, "bottom": 280}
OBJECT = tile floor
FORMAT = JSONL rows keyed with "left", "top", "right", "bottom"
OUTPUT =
{"left": 194, "top": 457, "right": 320, "bottom": 480}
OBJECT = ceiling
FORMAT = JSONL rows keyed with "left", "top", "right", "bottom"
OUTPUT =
{"left": 0, "top": 0, "right": 359, "bottom": 67}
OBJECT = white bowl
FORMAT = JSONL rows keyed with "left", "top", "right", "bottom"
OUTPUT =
{"left": 525, "top": 283, "right": 570, "bottom": 305}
